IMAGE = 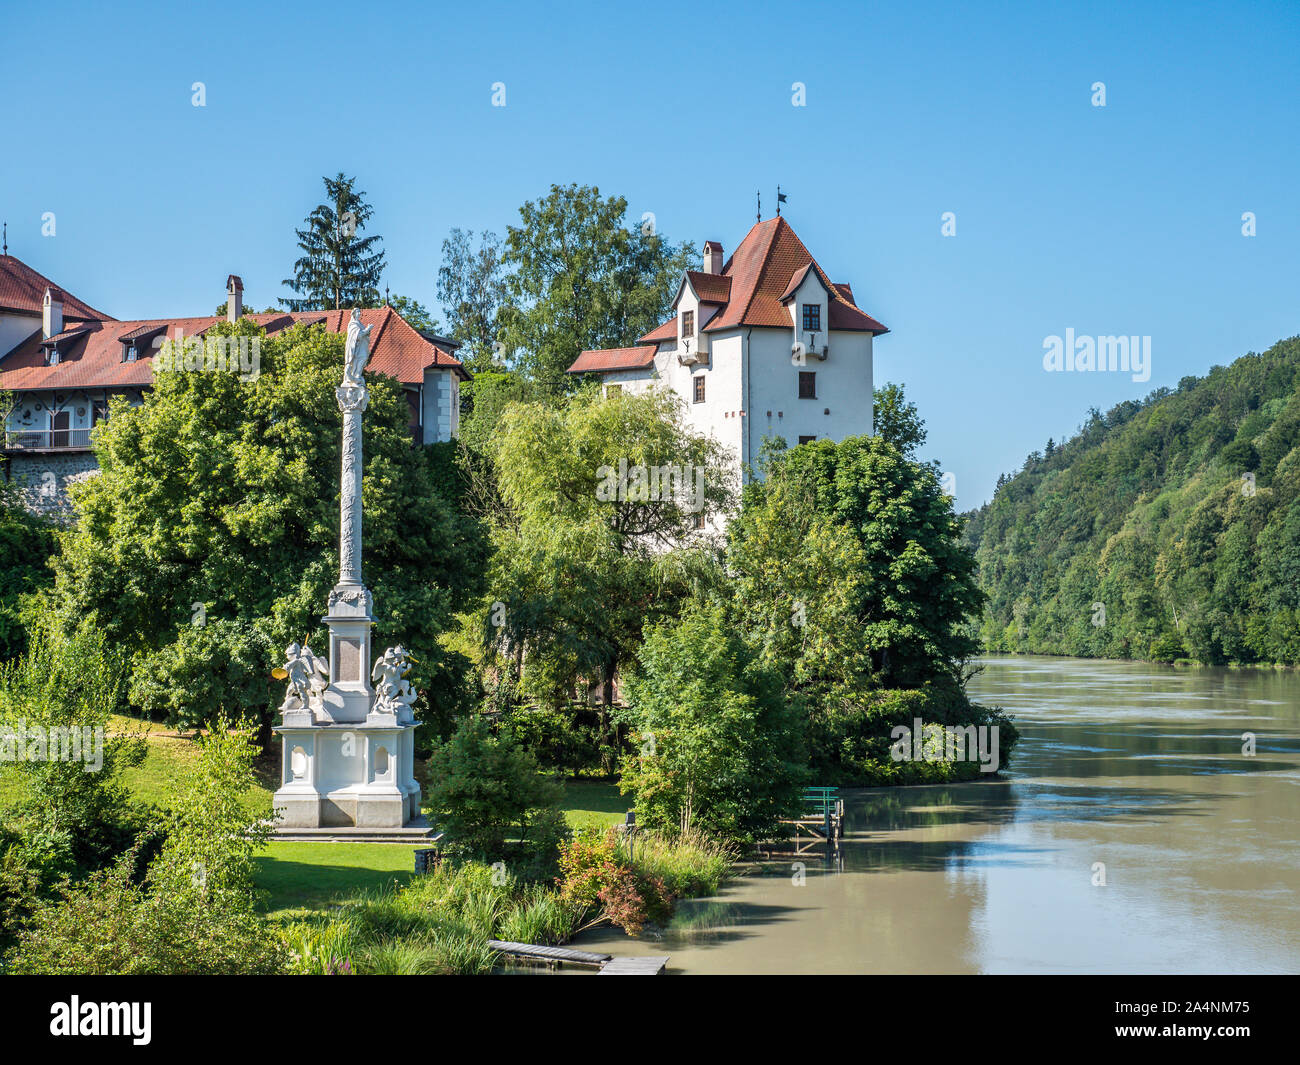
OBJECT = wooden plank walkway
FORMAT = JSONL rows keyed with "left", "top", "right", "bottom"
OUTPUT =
{"left": 599, "top": 955, "right": 669, "bottom": 975}
{"left": 487, "top": 940, "right": 611, "bottom": 967}
{"left": 488, "top": 940, "right": 669, "bottom": 974}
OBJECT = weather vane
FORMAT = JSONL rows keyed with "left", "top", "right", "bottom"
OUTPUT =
{"left": 777, "top": 185, "right": 787, "bottom": 216}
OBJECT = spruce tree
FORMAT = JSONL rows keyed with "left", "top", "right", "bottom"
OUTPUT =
{"left": 282, "top": 173, "right": 386, "bottom": 311}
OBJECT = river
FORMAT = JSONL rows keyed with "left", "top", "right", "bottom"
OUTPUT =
{"left": 569, "top": 656, "right": 1300, "bottom": 973}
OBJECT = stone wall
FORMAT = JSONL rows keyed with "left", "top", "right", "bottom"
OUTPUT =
{"left": 3, "top": 451, "right": 100, "bottom": 521}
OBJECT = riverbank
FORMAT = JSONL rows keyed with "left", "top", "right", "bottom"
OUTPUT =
{"left": 562, "top": 656, "right": 1300, "bottom": 973}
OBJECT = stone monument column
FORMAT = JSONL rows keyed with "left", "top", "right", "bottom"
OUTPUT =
{"left": 272, "top": 309, "right": 426, "bottom": 836}
{"left": 320, "top": 369, "right": 375, "bottom": 726}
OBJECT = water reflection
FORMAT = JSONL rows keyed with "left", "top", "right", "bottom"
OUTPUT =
{"left": 569, "top": 657, "right": 1300, "bottom": 973}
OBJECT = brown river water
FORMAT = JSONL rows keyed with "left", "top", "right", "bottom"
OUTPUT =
{"left": 567, "top": 656, "right": 1300, "bottom": 974}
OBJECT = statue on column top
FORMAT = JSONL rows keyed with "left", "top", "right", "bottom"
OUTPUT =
{"left": 343, "top": 309, "right": 372, "bottom": 389}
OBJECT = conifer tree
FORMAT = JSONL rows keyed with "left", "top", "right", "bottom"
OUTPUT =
{"left": 283, "top": 173, "right": 386, "bottom": 311}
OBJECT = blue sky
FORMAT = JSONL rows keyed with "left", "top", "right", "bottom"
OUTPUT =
{"left": 3, "top": 0, "right": 1297, "bottom": 509}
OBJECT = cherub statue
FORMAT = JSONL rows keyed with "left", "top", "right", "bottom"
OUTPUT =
{"left": 343, "top": 308, "right": 372, "bottom": 388}
{"left": 280, "top": 641, "right": 329, "bottom": 711}
{"left": 371, "top": 645, "right": 417, "bottom": 717}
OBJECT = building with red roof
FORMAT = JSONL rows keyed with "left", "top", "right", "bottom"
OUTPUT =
{"left": 0, "top": 258, "right": 469, "bottom": 514}
{"left": 567, "top": 216, "right": 887, "bottom": 504}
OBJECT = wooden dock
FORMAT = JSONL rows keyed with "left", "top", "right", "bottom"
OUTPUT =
{"left": 599, "top": 956, "right": 669, "bottom": 975}
{"left": 776, "top": 787, "right": 844, "bottom": 854}
{"left": 488, "top": 940, "right": 668, "bottom": 974}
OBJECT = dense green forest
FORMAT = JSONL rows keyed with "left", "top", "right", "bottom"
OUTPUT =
{"left": 964, "top": 335, "right": 1300, "bottom": 666}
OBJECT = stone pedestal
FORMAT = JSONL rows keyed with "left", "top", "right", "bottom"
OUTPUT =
{"left": 273, "top": 720, "right": 422, "bottom": 830}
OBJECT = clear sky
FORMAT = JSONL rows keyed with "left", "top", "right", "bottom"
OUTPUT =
{"left": 2, "top": 0, "right": 1297, "bottom": 509}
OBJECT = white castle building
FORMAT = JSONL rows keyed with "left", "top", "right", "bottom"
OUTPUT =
{"left": 567, "top": 216, "right": 888, "bottom": 479}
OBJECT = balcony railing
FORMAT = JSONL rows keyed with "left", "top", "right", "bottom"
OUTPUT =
{"left": 3, "top": 428, "right": 94, "bottom": 451}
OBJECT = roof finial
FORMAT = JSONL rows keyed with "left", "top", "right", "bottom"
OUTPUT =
{"left": 384, "top": 283, "right": 390, "bottom": 307}
{"left": 2, "top": 221, "right": 7, "bottom": 256}
{"left": 777, "top": 184, "right": 787, "bottom": 216}
{"left": 756, "top": 190, "right": 761, "bottom": 223}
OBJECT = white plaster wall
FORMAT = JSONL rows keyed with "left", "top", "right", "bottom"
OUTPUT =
{"left": 0, "top": 313, "right": 39, "bottom": 358}
{"left": 747, "top": 327, "right": 874, "bottom": 464}
{"left": 600, "top": 368, "right": 656, "bottom": 396}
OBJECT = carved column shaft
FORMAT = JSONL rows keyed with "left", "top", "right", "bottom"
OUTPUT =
{"left": 337, "top": 389, "right": 366, "bottom": 585}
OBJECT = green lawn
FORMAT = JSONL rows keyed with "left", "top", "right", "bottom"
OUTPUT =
{"left": 3, "top": 719, "right": 627, "bottom": 913}
{"left": 255, "top": 841, "right": 419, "bottom": 913}
{"left": 561, "top": 779, "right": 627, "bottom": 829}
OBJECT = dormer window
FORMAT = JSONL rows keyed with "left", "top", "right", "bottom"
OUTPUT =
{"left": 47, "top": 347, "right": 60, "bottom": 366}
{"left": 681, "top": 310, "right": 695, "bottom": 338}
{"left": 802, "top": 304, "right": 821, "bottom": 332}
{"left": 125, "top": 345, "right": 138, "bottom": 362}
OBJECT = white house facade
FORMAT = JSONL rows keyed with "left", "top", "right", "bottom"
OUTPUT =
{"left": 568, "top": 216, "right": 888, "bottom": 487}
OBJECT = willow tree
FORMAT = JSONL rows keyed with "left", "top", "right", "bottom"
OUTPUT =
{"left": 480, "top": 386, "right": 734, "bottom": 766}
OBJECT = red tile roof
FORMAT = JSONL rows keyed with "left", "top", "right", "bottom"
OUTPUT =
{"left": 568, "top": 345, "right": 658, "bottom": 374}
{"left": 636, "top": 317, "right": 677, "bottom": 344}
{"left": 701, "top": 217, "right": 887, "bottom": 335}
{"left": 684, "top": 270, "right": 732, "bottom": 304}
{"left": 580, "top": 218, "right": 886, "bottom": 373}
{"left": 778, "top": 262, "right": 818, "bottom": 303}
{"left": 0, "top": 305, "right": 468, "bottom": 391}
{"left": 0, "top": 256, "right": 114, "bottom": 321}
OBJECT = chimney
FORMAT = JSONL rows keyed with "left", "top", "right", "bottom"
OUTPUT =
{"left": 703, "top": 240, "right": 723, "bottom": 274}
{"left": 226, "top": 275, "right": 244, "bottom": 322}
{"left": 42, "top": 287, "right": 63, "bottom": 339}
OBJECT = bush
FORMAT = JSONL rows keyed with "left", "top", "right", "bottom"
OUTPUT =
{"left": 423, "top": 716, "right": 565, "bottom": 867}
{"left": 806, "top": 685, "right": 1019, "bottom": 786}
{"left": 556, "top": 826, "right": 676, "bottom": 937}
{"left": 494, "top": 703, "right": 604, "bottom": 775}
{"left": 4, "top": 719, "right": 280, "bottom": 974}
{"left": 5, "top": 842, "right": 285, "bottom": 975}
{"left": 1149, "top": 632, "right": 1188, "bottom": 663}
{"left": 618, "top": 600, "right": 806, "bottom": 843}
{"left": 0, "top": 622, "right": 150, "bottom": 878}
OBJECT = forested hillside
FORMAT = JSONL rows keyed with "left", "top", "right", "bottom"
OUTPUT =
{"left": 964, "top": 335, "right": 1300, "bottom": 665}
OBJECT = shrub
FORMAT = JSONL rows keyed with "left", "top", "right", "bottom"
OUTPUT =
{"left": 618, "top": 600, "right": 806, "bottom": 843}
{"left": 423, "top": 716, "right": 565, "bottom": 864}
{"left": 5, "top": 843, "right": 285, "bottom": 975}
{"left": 0, "top": 622, "right": 150, "bottom": 878}
{"left": 806, "top": 685, "right": 1019, "bottom": 786}
{"left": 556, "top": 827, "right": 676, "bottom": 937}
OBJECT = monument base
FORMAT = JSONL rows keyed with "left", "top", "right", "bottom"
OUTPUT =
{"left": 272, "top": 721, "right": 422, "bottom": 832}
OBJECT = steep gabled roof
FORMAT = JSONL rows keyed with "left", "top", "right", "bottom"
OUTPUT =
{"left": 700, "top": 216, "right": 887, "bottom": 334}
{"left": 568, "top": 216, "right": 888, "bottom": 376}
{"left": 0, "top": 306, "right": 468, "bottom": 391}
{"left": 0, "top": 256, "right": 114, "bottom": 321}
{"left": 683, "top": 270, "right": 732, "bottom": 304}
